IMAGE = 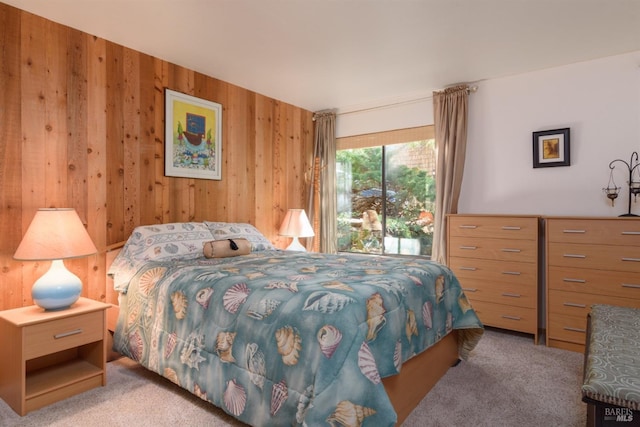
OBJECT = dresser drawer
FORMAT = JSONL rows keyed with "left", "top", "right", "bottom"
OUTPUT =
{"left": 547, "top": 218, "right": 640, "bottom": 245}
{"left": 448, "top": 216, "right": 538, "bottom": 240}
{"left": 448, "top": 237, "right": 537, "bottom": 263}
{"left": 548, "top": 266, "right": 640, "bottom": 300}
{"left": 468, "top": 300, "right": 536, "bottom": 334}
{"left": 460, "top": 278, "right": 536, "bottom": 308}
{"left": 449, "top": 257, "right": 537, "bottom": 286}
{"left": 547, "top": 243, "right": 640, "bottom": 273}
{"left": 547, "top": 312, "right": 588, "bottom": 345}
{"left": 548, "top": 289, "right": 640, "bottom": 316}
{"left": 24, "top": 312, "right": 104, "bottom": 360}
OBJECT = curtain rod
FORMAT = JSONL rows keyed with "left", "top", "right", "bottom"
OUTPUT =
{"left": 336, "top": 84, "right": 478, "bottom": 117}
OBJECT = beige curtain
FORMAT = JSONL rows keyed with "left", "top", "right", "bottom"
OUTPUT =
{"left": 308, "top": 110, "right": 337, "bottom": 253}
{"left": 431, "top": 85, "right": 469, "bottom": 264}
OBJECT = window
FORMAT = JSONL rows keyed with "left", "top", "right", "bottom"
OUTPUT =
{"left": 336, "top": 126, "right": 436, "bottom": 256}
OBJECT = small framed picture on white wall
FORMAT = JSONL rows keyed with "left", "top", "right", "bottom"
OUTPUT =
{"left": 532, "top": 128, "right": 570, "bottom": 168}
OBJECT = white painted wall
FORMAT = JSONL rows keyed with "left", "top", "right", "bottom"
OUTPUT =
{"left": 337, "top": 50, "right": 640, "bottom": 217}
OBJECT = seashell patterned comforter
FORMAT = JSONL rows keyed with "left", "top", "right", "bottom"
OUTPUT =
{"left": 113, "top": 250, "right": 484, "bottom": 427}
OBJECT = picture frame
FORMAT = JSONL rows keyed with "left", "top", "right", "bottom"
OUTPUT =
{"left": 165, "top": 88, "right": 222, "bottom": 180}
{"left": 532, "top": 128, "right": 570, "bottom": 168}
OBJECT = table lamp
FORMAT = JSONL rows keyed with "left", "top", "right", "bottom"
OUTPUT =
{"left": 14, "top": 208, "right": 97, "bottom": 311}
{"left": 278, "top": 209, "right": 314, "bottom": 251}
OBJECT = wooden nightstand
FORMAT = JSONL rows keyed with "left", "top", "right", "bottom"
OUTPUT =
{"left": 0, "top": 297, "right": 109, "bottom": 415}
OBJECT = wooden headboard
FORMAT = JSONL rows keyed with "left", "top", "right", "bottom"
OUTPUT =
{"left": 105, "top": 243, "right": 124, "bottom": 331}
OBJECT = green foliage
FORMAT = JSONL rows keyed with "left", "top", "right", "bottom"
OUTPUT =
{"left": 337, "top": 140, "right": 436, "bottom": 254}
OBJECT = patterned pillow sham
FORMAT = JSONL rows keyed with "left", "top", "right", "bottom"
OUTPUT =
{"left": 108, "top": 222, "right": 213, "bottom": 292}
{"left": 203, "top": 221, "right": 276, "bottom": 251}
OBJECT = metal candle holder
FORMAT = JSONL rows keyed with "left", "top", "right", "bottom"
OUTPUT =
{"left": 605, "top": 151, "right": 640, "bottom": 217}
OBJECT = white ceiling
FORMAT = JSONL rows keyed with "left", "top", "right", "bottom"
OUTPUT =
{"left": 4, "top": 0, "right": 640, "bottom": 112}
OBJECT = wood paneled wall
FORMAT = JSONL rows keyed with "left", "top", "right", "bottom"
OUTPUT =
{"left": 0, "top": 4, "right": 314, "bottom": 310}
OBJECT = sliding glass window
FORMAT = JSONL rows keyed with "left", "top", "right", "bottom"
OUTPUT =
{"left": 336, "top": 126, "right": 435, "bottom": 257}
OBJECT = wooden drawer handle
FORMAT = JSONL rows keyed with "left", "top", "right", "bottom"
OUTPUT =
{"left": 459, "top": 246, "right": 477, "bottom": 250}
{"left": 563, "top": 278, "right": 586, "bottom": 283}
{"left": 501, "top": 271, "right": 521, "bottom": 275}
{"left": 563, "top": 327, "right": 586, "bottom": 333}
{"left": 562, "top": 229, "right": 586, "bottom": 234}
{"left": 501, "top": 226, "right": 521, "bottom": 230}
{"left": 501, "top": 292, "right": 521, "bottom": 298}
{"left": 621, "top": 231, "right": 640, "bottom": 235}
{"left": 622, "top": 283, "right": 640, "bottom": 289}
{"left": 459, "top": 266, "right": 477, "bottom": 271}
{"left": 621, "top": 257, "right": 640, "bottom": 262}
{"left": 501, "top": 315, "right": 521, "bottom": 321}
{"left": 501, "top": 248, "right": 521, "bottom": 253}
{"left": 462, "top": 288, "right": 477, "bottom": 292}
{"left": 459, "top": 225, "right": 477, "bottom": 229}
{"left": 563, "top": 302, "right": 586, "bottom": 308}
{"left": 563, "top": 254, "right": 586, "bottom": 259}
{"left": 54, "top": 329, "right": 83, "bottom": 339}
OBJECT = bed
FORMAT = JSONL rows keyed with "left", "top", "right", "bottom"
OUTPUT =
{"left": 107, "top": 222, "right": 484, "bottom": 426}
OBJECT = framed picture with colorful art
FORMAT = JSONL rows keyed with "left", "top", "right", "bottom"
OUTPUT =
{"left": 532, "top": 128, "right": 570, "bottom": 168}
{"left": 165, "top": 88, "right": 222, "bottom": 180}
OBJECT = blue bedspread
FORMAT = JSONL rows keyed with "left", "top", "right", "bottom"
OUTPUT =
{"left": 113, "top": 250, "right": 483, "bottom": 426}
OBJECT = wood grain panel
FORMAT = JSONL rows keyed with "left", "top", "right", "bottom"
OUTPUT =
{"left": 0, "top": 3, "right": 314, "bottom": 309}
{"left": 0, "top": 5, "right": 24, "bottom": 309}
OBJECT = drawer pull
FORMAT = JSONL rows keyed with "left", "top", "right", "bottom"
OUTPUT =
{"left": 501, "top": 226, "right": 521, "bottom": 230}
{"left": 621, "top": 257, "right": 640, "bottom": 262}
{"left": 54, "top": 329, "right": 83, "bottom": 339}
{"left": 563, "top": 278, "right": 586, "bottom": 283}
{"left": 562, "top": 229, "right": 586, "bottom": 234}
{"left": 501, "top": 315, "right": 521, "bottom": 321}
{"left": 563, "top": 327, "right": 586, "bottom": 333}
{"left": 501, "top": 292, "right": 521, "bottom": 298}
{"left": 459, "top": 246, "right": 478, "bottom": 250}
{"left": 459, "top": 267, "right": 477, "bottom": 271}
{"left": 622, "top": 283, "right": 640, "bottom": 289}
{"left": 563, "top": 302, "right": 586, "bottom": 308}
{"left": 501, "top": 271, "right": 521, "bottom": 276}
{"left": 459, "top": 225, "right": 477, "bottom": 229}
{"left": 462, "top": 288, "right": 477, "bottom": 292}
{"left": 501, "top": 248, "right": 521, "bottom": 253}
{"left": 563, "top": 254, "right": 586, "bottom": 259}
{"left": 621, "top": 231, "right": 640, "bottom": 235}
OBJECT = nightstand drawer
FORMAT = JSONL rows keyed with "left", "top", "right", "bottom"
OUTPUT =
{"left": 24, "top": 312, "right": 103, "bottom": 360}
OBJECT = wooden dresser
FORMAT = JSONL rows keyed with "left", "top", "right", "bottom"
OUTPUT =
{"left": 546, "top": 216, "right": 640, "bottom": 352}
{"left": 447, "top": 214, "right": 540, "bottom": 343}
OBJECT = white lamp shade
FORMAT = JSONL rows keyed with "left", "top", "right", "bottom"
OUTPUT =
{"left": 279, "top": 209, "right": 315, "bottom": 238}
{"left": 14, "top": 208, "right": 97, "bottom": 311}
{"left": 279, "top": 209, "right": 314, "bottom": 252}
{"left": 14, "top": 208, "right": 97, "bottom": 261}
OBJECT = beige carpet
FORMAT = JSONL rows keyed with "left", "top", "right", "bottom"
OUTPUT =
{"left": 0, "top": 328, "right": 586, "bottom": 426}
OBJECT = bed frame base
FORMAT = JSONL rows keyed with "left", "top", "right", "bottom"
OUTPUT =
{"left": 382, "top": 331, "right": 459, "bottom": 425}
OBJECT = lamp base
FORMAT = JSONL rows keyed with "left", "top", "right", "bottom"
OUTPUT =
{"left": 32, "top": 259, "right": 82, "bottom": 311}
{"left": 285, "top": 237, "right": 307, "bottom": 252}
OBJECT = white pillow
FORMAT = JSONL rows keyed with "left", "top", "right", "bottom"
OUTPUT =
{"left": 108, "top": 222, "right": 213, "bottom": 292}
{"left": 203, "top": 221, "right": 275, "bottom": 251}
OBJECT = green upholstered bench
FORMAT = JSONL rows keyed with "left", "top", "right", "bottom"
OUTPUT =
{"left": 582, "top": 304, "right": 640, "bottom": 427}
